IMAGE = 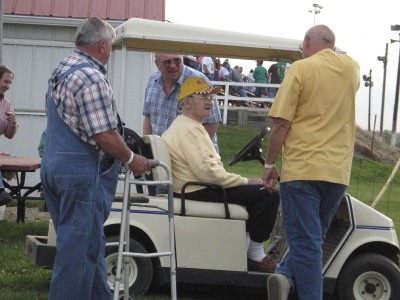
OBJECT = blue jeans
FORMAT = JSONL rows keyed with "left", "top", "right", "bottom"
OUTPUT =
{"left": 43, "top": 154, "right": 119, "bottom": 300}
{"left": 238, "top": 87, "right": 249, "bottom": 106}
{"left": 255, "top": 87, "right": 266, "bottom": 97}
{"left": 277, "top": 180, "right": 346, "bottom": 300}
{"left": 268, "top": 87, "right": 278, "bottom": 98}
{"left": 0, "top": 172, "right": 4, "bottom": 189}
{"left": 238, "top": 87, "right": 247, "bottom": 98}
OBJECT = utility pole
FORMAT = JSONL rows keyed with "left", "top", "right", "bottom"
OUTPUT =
{"left": 363, "top": 70, "right": 373, "bottom": 131}
{"left": 308, "top": 3, "right": 323, "bottom": 25}
{"left": 390, "top": 25, "right": 400, "bottom": 147}
{"left": 378, "top": 43, "right": 388, "bottom": 139}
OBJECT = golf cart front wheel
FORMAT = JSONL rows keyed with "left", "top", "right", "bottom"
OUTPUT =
{"left": 337, "top": 253, "right": 400, "bottom": 300}
{"left": 105, "top": 236, "right": 153, "bottom": 296}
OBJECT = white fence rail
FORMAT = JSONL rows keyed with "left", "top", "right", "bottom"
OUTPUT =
{"left": 211, "top": 81, "right": 280, "bottom": 125}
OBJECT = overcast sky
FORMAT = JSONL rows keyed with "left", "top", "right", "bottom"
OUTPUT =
{"left": 166, "top": 0, "right": 400, "bottom": 132}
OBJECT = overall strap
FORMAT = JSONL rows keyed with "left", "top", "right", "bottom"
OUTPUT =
{"left": 47, "top": 63, "right": 92, "bottom": 97}
{"left": 44, "top": 62, "right": 98, "bottom": 155}
{"left": 55, "top": 63, "right": 92, "bottom": 86}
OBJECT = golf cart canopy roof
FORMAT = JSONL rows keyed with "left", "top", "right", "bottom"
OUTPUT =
{"left": 113, "top": 18, "right": 304, "bottom": 62}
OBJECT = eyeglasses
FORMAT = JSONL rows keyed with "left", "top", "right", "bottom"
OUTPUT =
{"left": 298, "top": 43, "right": 303, "bottom": 52}
{"left": 189, "top": 95, "right": 215, "bottom": 101}
{"left": 161, "top": 57, "right": 182, "bottom": 67}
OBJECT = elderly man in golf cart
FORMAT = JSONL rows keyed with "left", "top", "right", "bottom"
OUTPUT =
{"left": 162, "top": 77, "right": 280, "bottom": 273}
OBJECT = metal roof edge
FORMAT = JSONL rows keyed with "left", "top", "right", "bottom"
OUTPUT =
{"left": 113, "top": 18, "right": 304, "bottom": 62}
{"left": 4, "top": 14, "right": 124, "bottom": 27}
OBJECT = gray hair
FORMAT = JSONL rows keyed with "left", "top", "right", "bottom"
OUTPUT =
{"left": 75, "top": 17, "right": 115, "bottom": 47}
{"left": 306, "top": 25, "right": 336, "bottom": 47}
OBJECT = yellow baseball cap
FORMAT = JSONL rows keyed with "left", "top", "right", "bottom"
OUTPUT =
{"left": 179, "top": 77, "right": 221, "bottom": 100}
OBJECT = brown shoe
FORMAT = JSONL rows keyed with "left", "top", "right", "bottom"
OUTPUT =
{"left": 248, "top": 256, "right": 276, "bottom": 273}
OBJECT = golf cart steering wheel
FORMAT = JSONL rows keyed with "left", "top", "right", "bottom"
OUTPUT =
{"left": 123, "top": 127, "right": 155, "bottom": 194}
{"left": 228, "top": 127, "right": 270, "bottom": 166}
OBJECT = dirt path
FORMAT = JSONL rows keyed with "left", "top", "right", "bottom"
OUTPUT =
{"left": 1, "top": 206, "right": 50, "bottom": 222}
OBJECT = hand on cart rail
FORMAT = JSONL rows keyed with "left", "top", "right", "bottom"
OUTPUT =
{"left": 126, "top": 154, "right": 152, "bottom": 176}
{"left": 149, "top": 159, "right": 160, "bottom": 167}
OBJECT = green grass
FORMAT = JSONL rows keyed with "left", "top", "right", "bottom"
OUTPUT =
{"left": 0, "top": 219, "right": 52, "bottom": 300}
{"left": 348, "top": 157, "right": 400, "bottom": 231}
{"left": 0, "top": 124, "right": 399, "bottom": 299}
{"left": 219, "top": 125, "right": 400, "bottom": 233}
{"left": 218, "top": 125, "right": 281, "bottom": 178}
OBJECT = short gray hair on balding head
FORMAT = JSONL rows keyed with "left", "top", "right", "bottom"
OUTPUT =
{"left": 306, "top": 24, "right": 336, "bottom": 47}
{"left": 75, "top": 17, "right": 115, "bottom": 47}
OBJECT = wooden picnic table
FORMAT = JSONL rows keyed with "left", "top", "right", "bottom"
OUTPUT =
{"left": 0, "top": 156, "right": 42, "bottom": 223}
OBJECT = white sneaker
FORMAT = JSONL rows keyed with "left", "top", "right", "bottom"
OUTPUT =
{"left": 267, "top": 274, "right": 291, "bottom": 300}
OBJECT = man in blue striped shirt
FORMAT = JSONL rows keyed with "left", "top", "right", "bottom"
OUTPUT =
{"left": 143, "top": 53, "right": 221, "bottom": 152}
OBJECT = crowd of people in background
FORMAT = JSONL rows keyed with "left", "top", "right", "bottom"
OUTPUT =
{"left": 183, "top": 55, "right": 290, "bottom": 107}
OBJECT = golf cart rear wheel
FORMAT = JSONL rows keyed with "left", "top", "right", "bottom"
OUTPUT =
{"left": 106, "top": 236, "right": 153, "bottom": 296}
{"left": 337, "top": 253, "right": 400, "bottom": 300}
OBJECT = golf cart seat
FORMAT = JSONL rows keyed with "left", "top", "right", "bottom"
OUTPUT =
{"left": 142, "top": 135, "right": 248, "bottom": 221}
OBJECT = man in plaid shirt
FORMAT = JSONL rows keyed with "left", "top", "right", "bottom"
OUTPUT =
{"left": 143, "top": 53, "right": 222, "bottom": 152}
{"left": 41, "top": 17, "right": 151, "bottom": 300}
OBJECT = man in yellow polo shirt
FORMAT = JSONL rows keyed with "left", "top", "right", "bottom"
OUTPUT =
{"left": 263, "top": 25, "right": 360, "bottom": 299}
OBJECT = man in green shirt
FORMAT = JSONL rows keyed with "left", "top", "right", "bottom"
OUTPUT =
{"left": 253, "top": 60, "right": 268, "bottom": 106}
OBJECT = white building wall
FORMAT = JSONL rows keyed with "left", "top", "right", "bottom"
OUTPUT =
{"left": 110, "top": 49, "right": 155, "bottom": 133}
{"left": 0, "top": 21, "right": 155, "bottom": 192}
{"left": 1, "top": 23, "right": 76, "bottom": 156}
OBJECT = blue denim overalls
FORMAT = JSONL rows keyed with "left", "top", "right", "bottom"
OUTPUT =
{"left": 41, "top": 64, "right": 121, "bottom": 300}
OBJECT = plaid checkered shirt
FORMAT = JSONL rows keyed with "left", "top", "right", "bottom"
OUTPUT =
{"left": 143, "top": 66, "right": 221, "bottom": 136}
{"left": 48, "top": 49, "right": 118, "bottom": 146}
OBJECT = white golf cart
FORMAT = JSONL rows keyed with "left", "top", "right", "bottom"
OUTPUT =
{"left": 26, "top": 126, "right": 400, "bottom": 299}
{"left": 25, "top": 18, "right": 400, "bottom": 299}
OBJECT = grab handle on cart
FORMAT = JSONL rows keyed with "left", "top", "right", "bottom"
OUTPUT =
{"left": 149, "top": 159, "right": 160, "bottom": 167}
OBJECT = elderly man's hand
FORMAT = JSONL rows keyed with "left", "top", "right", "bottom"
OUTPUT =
{"left": 128, "top": 154, "right": 151, "bottom": 176}
{"left": 262, "top": 168, "right": 279, "bottom": 193}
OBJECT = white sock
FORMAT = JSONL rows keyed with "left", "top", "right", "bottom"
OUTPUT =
{"left": 247, "top": 239, "right": 266, "bottom": 261}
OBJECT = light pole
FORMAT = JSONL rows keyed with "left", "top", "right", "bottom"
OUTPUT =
{"left": 378, "top": 43, "right": 388, "bottom": 139}
{"left": 309, "top": 3, "right": 323, "bottom": 25}
{"left": 363, "top": 70, "right": 373, "bottom": 131}
{"left": 390, "top": 25, "right": 400, "bottom": 147}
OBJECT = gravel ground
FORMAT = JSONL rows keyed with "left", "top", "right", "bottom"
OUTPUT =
{"left": 1, "top": 205, "right": 50, "bottom": 222}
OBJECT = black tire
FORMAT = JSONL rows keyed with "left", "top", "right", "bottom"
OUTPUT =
{"left": 337, "top": 253, "right": 400, "bottom": 300}
{"left": 105, "top": 236, "right": 153, "bottom": 296}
